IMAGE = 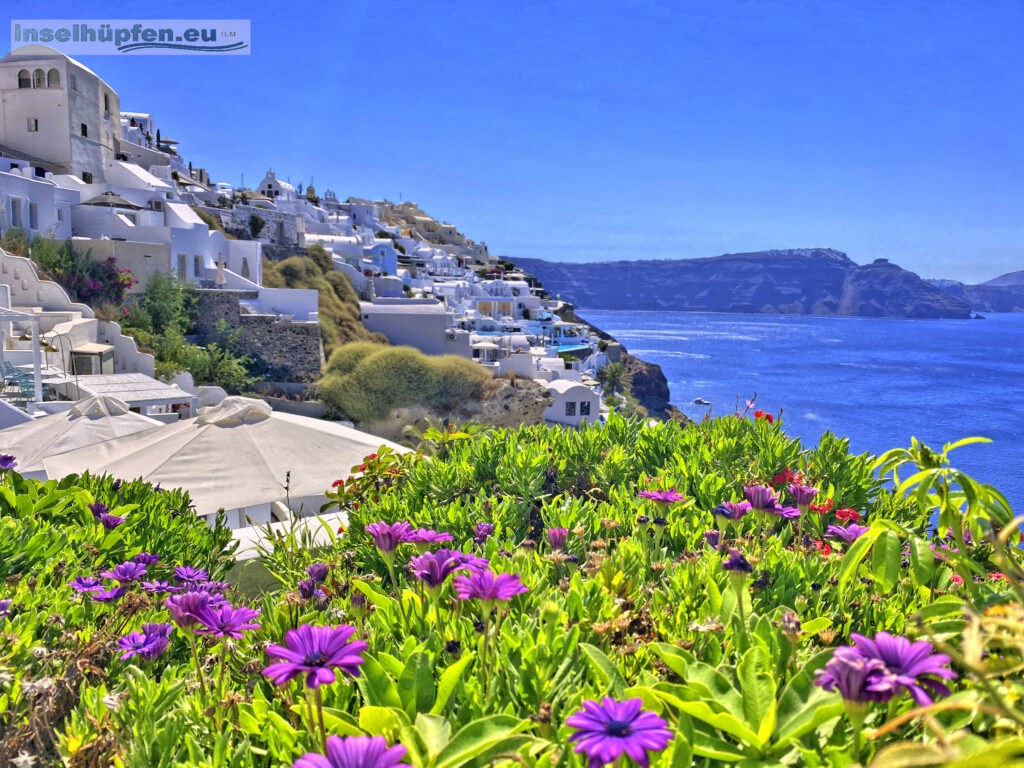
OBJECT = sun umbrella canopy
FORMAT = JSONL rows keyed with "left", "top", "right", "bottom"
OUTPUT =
{"left": 42, "top": 397, "right": 408, "bottom": 519}
{"left": 0, "top": 394, "right": 161, "bottom": 476}
{"left": 79, "top": 192, "right": 143, "bottom": 210}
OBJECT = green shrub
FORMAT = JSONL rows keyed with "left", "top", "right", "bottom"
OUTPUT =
{"left": 308, "top": 243, "right": 334, "bottom": 273}
{"left": 427, "top": 355, "right": 491, "bottom": 408}
{"left": 324, "top": 340, "right": 386, "bottom": 377}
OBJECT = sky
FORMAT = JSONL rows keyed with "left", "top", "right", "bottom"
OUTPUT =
{"left": 6, "top": 0, "right": 1023, "bottom": 283}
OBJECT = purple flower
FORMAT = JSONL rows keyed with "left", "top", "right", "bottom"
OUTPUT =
{"left": 703, "top": 530, "right": 720, "bottom": 548}
{"left": 405, "top": 528, "right": 454, "bottom": 550}
{"left": 814, "top": 646, "right": 889, "bottom": 703}
{"left": 453, "top": 571, "right": 529, "bottom": 602}
{"left": 88, "top": 502, "right": 108, "bottom": 519}
{"left": 263, "top": 624, "right": 367, "bottom": 688}
{"left": 174, "top": 566, "right": 209, "bottom": 583}
{"left": 116, "top": 622, "right": 173, "bottom": 660}
{"left": 451, "top": 551, "right": 490, "bottom": 573}
{"left": 132, "top": 552, "right": 160, "bottom": 566}
{"left": 90, "top": 586, "right": 127, "bottom": 603}
{"left": 166, "top": 591, "right": 212, "bottom": 628}
{"left": 722, "top": 548, "right": 752, "bottom": 573}
{"left": 851, "top": 632, "right": 957, "bottom": 706}
{"left": 713, "top": 501, "right": 751, "bottom": 521}
{"left": 638, "top": 489, "right": 685, "bottom": 505}
{"left": 292, "top": 735, "right": 410, "bottom": 768}
{"left": 566, "top": 697, "right": 673, "bottom": 768}
{"left": 100, "top": 561, "right": 148, "bottom": 583}
{"left": 99, "top": 513, "right": 125, "bottom": 530}
{"left": 0, "top": 598, "right": 11, "bottom": 617}
{"left": 365, "top": 521, "right": 414, "bottom": 554}
{"left": 547, "top": 527, "right": 569, "bottom": 551}
{"left": 767, "top": 506, "right": 801, "bottom": 519}
{"left": 788, "top": 484, "right": 819, "bottom": 508}
{"left": 141, "top": 580, "right": 179, "bottom": 594}
{"left": 306, "top": 563, "right": 329, "bottom": 583}
{"left": 298, "top": 579, "right": 326, "bottom": 600}
{"left": 0, "top": 454, "right": 16, "bottom": 471}
{"left": 410, "top": 549, "right": 473, "bottom": 589}
{"left": 194, "top": 604, "right": 261, "bottom": 638}
{"left": 70, "top": 575, "right": 104, "bottom": 593}
{"left": 743, "top": 485, "right": 779, "bottom": 512}
{"left": 199, "top": 580, "right": 233, "bottom": 592}
{"left": 826, "top": 524, "right": 870, "bottom": 544}
{"left": 473, "top": 523, "right": 494, "bottom": 544}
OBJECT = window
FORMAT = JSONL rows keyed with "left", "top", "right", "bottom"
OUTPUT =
{"left": 69, "top": 72, "right": 77, "bottom": 91}
{"left": 565, "top": 401, "right": 576, "bottom": 417}
{"left": 80, "top": 123, "right": 88, "bottom": 137}
{"left": 10, "top": 199, "right": 21, "bottom": 228}
{"left": 27, "top": 118, "right": 38, "bottom": 132}
{"left": 57, "top": 208, "right": 65, "bottom": 221}
{"left": 176, "top": 254, "right": 187, "bottom": 280}
{"left": 240, "top": 257, "right": 250, "bottom": 279}
{"left": 580, "top": 401, "right": 591, "bottom": 417}
{"left": 47, "top": 68, "right": 60, "bottom": 88}
{"left": 193, "top": 255, "right": 202, "bottom": 276}
{"left": 81, "top": 171, "right": 93, "bottom": 183}
{"left": 28, "top": 203, "right": 38, "bottom": 230}
{"left": 17, "top": 69, "right": 30, "bottom": 88}
{"left": 103, "top": 93, "right": 110, "bottom": 113}
{"left": 33, "top": 69, "right": 45, "bottom": 88}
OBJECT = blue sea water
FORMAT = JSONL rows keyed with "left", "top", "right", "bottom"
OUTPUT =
{"left": 579, "top": 310, "right": 1024, "bottom": 511}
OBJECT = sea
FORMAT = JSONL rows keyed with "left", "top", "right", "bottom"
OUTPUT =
{"left": 578, "top": 310, "right": 1024, "bottom": 512}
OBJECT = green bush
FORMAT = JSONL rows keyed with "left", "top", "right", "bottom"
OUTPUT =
{"left": 318, "top": 343, "right": 491, "bottom": 422}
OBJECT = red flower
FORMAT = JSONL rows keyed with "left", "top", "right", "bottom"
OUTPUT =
{"left": 771, "top": 467, "right": 804, "bottom": 488}
{"left": 990, "top": 572, "right": 1008, "bottom": 582}
{"left": 950, "top": 574, "right": 963, "bottom": 586}
{"left": 835, "top": 508, "right": 861, "bottom": 523}
{"left": 753, "top": 410, "right": 774, "bottom": 423}
{"left": 366, "top": 453, "right": 378, "bottom": 460}
{"left": 356, "top": 464, "right": 367, "bottom": 473}
{"left": 810, "top": 498, "right": 834, "bottom": 514}
{"left": 331, "top": 479, "right": 345, "bottom": 488}
{"left": 812, "top": 539, "right": 832, "bottom": 557}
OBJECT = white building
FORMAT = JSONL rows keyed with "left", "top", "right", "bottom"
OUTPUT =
{"left": 0, "top": 45, "right": 120, "bottom": 183}
{"left": 543, "top": 379, "right": 599, "bottom": 427}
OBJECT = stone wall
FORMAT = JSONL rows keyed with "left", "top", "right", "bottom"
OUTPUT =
{"left": 195, "top": 289, "right": 323, "bottom": 380}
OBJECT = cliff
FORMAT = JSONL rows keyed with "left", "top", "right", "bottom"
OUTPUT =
{"left": 929, "top": 271, "right": 1024, "bottom": 313}
{"left": 513, "top": 249, "right": 972, "bottom": 319}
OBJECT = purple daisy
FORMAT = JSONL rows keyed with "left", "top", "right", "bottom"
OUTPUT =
{"left": 788, "top": 484, "right": 819, "bottom": 508}
{"left": 546, "top": 527, "right": 569, "bottom": 551}
{"left": 767, "top": 506, "right": 802, "bottom": 519}
{"left": 826, "top": 524, "right": 870, "bottom": 544}
{"left": 263, "top": 624, "right": 367, "bottom": 688}
{"left": 141, "top": 580, "right": 179, "bottom": 594}
{"left": 405, "top": 528, "right": 454, "bottom": 551}
{"left": 638, "top": 489, "right": 685, "bottom": 505}
{"left": 814, "top": 646, "right": 889, "bottom": 703}
{"left": 292, "top": 735, "right": 410, "bottom": 768}
{"left": 365, "top": 521, "right": 414, "bottom": 554}
{"left": 88, "top": 501, "right": 108, "bottom": 519}
{"left": 703, "top": 530, "right": 720, "bottom": 548}
{"left": 132, "top": 552, "right": 160, "bottom": 566}
{"left": 566, "top": 697, "right": 673, "bottom": 768}
{"left": 409, "top": 549, "right": 473, "bottom": 589}
{"left": 174, "top": 566, "right": 209, "bottom": 583}
{"left": 851, "top": 632, "right": 957, "bottom": 706}
{"left": 473, "top": 523, "right": 494, "bottom": 544}
{"left": 713, "top": 501, "right": 751, "bottom": 521}
{"left": 453, "top": 571, "right": 528, "bottom": 602}
{"left": 90, "top": 586, "right": 127, "bottom": 603}
{"left": 0, "top": 454, "right": 17, "bottom": 471}
{"left": 194, "top": 604, "right": 261, "bottom": 639}
{"left": 116, "top": 622, "right": 173, "bottom": 660}
{"left": 722, "top": 548, "right": 752, "bottom": 573}
{"left": 99, "top": 513, "right": 125, "bottom": 530}
{"left": 306, "top": 563, "right": 329, "bottom": 583}
{"left": 743, "top": 485, "right": 779, "bottom": 512}
{"left": 166, "top": 591, "right": 212, "bottom": 628}
{"left": 100, "top": 561, "right": 148, "bottom": 583}
{"left": 0, "top": 598, "right": 11, "bottom": 617}
{"left": 70, "top": 575, "right": 104, "bottom": 593}
{"left": 298, "top": 579, "right": 326, "bottom": 601}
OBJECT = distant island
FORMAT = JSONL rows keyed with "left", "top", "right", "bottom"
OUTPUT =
{"left": 512, "top": 248, "right": 1006, "bottom": 319}
{"left": 928, "top": 270, "right": 1024, "bottom": 313}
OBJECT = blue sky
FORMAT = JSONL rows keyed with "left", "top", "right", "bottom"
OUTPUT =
{"left": 8, "top": 0, "right": 1023, "bottom": 282}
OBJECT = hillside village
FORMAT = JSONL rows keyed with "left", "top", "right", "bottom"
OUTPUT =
{"left": 0, "top": 44, "right": 643, "bottom": 441}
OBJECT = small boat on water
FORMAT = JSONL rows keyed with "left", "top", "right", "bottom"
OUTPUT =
{"left": 692, "top": 397, "right": 711, "bottom": 406}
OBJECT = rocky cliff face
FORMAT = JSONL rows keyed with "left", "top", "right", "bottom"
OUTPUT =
{"left": 514, "top": 249, "right": 972, "bottom": 319}
{"left": 928, "top": 277, "right": 1024, "bottom": 313}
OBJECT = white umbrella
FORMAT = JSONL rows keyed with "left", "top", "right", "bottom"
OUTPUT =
{"left": 215, "top": 253, "right": 227, "bottom": 286}
{"left": 0, "top": 395, "right": 161, "bottom": 478}
{"left": 42, "top": 397, "right": 407, "bottom": 522}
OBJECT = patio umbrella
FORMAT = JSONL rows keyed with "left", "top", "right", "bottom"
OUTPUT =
{"left": 215, "top": 253, "right": 227, "bottom": 286}
{"left": 79, "top": 192, "right": 143, "bottom": 210}
{"left": 42, "top": 397, "right": 407, "bottom": 521}
{"left": 0, "top": 394, "right": 161, "bottom": 478}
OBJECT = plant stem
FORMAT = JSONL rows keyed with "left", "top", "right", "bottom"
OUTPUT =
{"left": 315, "top": 686, "right": 327, "bottom": 750}
{"left": 304, "top": 686, "right": 320, "bottom": 750}
{"left": 186, "top": 632, "right": 208, "bottom": 699}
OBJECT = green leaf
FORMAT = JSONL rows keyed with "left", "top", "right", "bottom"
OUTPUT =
{"left": 398, "top": 650, "right": 436, "bottom": 716}
{"left": 433, "top": 715, "right": 534, "bottom": 768}
{"left": 871, "top": 529, "right": 902, "bottom": 593}
{"left": 800, "top": 617, "right": 831, "bottom": 636}
{"left": 431, "top": 653, "right": 475, "bottom": 715}
{"left": 414, "top": 713, "right": 452, "bottom": 761}
{"left": 737, "top": 646, "right": 776, "bottom": 744}
{"left": 580, "top": 643, "right": 627, "bottom": 697}
{"left": 356, "top": 655, "right": 402, "bottom": 708}
{"left": 907, "top": 535, "right": 935, "bottom": 588}
{"left": 359, "top": 706, "right": 407, "bottom": 737}
{"left": 838, "top": 524, "right": 882, "bottom": 596}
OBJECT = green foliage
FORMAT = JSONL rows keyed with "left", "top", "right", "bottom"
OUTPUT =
{"left": 318, "top": 344, "right": 490, "bottom": 423}
{"left": 248, "top": 214, "right": 266, "bottom": 239}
